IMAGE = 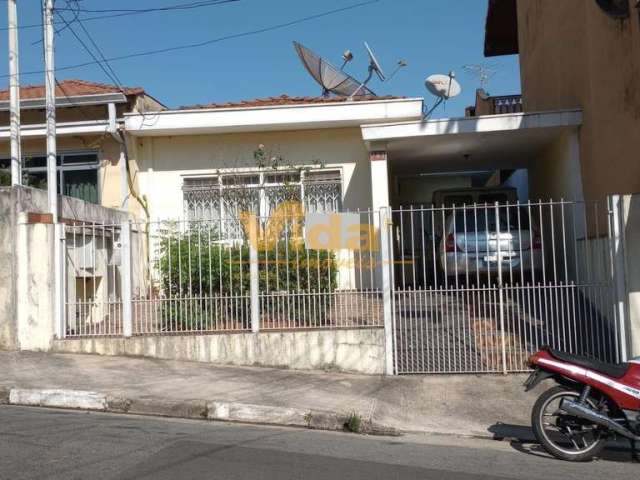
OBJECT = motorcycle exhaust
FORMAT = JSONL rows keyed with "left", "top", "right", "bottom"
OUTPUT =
{"left": 561, "top": 399, "right": 640, "bottom": 441}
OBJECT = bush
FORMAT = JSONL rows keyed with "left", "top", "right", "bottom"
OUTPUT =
{"left": 156, "top": 224, "right": 337, "bottom": 330}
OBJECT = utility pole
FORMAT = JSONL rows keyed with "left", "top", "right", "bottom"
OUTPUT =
{"left": 8, "top": 0, "right": 22, "bottom": 185}
{"left": 43, "top": 0, "right": 57, "bottom": 220}
{"left": 43, "top": 0, "right": 64, "bottom": 339}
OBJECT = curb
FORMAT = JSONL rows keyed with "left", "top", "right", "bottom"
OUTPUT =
{"left": 1, "top": 387, "right": 400, "bottom": 437}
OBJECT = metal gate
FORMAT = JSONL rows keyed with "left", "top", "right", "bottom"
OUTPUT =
{"left": 389, "top": 199, "right": 627, "bottom": 374}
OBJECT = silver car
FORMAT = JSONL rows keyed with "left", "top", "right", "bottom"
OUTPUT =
{"left": 434, "top": 206, "right": 543, "bottom": 282}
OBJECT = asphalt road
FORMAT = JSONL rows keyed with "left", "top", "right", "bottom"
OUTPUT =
{"left": 0, "top": 406, "right": 637, "bottom": 480}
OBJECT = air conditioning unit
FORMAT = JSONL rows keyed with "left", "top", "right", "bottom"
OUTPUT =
{"left": 72, "top": 235, "right": 96, "bottom": 274}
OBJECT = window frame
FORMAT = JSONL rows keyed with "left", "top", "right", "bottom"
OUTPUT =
{"left": 7, "top": 150, "right": 102, "bottom": 203}
{"left": 182, "top": 167, "right": 343, "bottom": 238}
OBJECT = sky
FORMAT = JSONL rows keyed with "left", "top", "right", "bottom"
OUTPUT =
{"left": 0, "top": 0, "right": 521, "bottom": 118}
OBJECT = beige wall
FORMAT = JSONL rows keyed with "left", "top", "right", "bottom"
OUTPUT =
{"left": 133, "top": 127, "right": 373, "bottom": 220}
{"left": 528, "top": 130, "right": 584, "bottom": 202}
{"left": 516, "top": 0, "right": 640, "bottom": 203}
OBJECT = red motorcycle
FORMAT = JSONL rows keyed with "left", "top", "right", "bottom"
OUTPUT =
{"left": 525, "top": 347, "right": 640, "bottom": 461}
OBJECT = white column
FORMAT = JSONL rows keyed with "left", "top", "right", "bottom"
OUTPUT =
{"left": 609, "top": 195, "right": 629, "bottom": 362}
{"left": 370, "top": 151, "right": 395, "bottom": 374}
{"left": 248, "top": 216, "right": 260, "bottom": 333}
{"left": 8, "top": 0, "right": 21, "bottom": 186}
{"left": 370, "top": 151, "right": 390, "bottom": 211}
{"left": 121, "top": 222, "right": 133, "bottom": 337}
{"left": 370, "top": 150, "right": 391, "bottom": 291}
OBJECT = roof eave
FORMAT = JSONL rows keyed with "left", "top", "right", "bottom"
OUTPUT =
{"left": 124, "top": 97, "right": 425, "bottom": 136}
{"left": 0, "top": 92, "right": 128, "bottom": 111}
{"left": 484, "top": 0, "right": 519, "bottom": 57}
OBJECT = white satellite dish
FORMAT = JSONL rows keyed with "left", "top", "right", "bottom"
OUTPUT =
{"left": 425, "top": 73, "right": 462, "bottom": 100}
{"left": 424, "top": 71, "right": 462, "bottom": 118}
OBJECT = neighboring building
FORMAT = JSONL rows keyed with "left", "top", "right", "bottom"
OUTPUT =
{"left": 0, "top": 79, "right": 165, "bottom": 208}
{"left": 484, "top": 0, "right": 640, "bottom": 203}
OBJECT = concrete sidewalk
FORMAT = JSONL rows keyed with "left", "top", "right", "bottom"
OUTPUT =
{"left": 0, "top": 351, "right": 543, "bottom": 439}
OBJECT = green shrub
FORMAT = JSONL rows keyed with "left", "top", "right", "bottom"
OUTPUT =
{"left": 155, "top": 224, "right": 337, "bottom": 330}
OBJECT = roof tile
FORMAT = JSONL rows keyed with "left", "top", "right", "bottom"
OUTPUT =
{"left": 180, "top": 94, "right": 402, "bottom": 110}
{"left": 0, "top": 79, "right": 144, "bottom": 102}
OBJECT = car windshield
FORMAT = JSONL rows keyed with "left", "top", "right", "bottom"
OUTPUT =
{"left": 453, "top": 207, "right": 532, "bottom": 233}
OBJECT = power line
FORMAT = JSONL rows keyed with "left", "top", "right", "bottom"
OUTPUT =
{"left": 53, "top": 8, "right": 123, "bottom": 89}
{"left": 54, "top": 0, "right": 240, "bottom": 15}
{"left": 0, "top": 0, "right": 241, "bottom": 32}
{"left": 1, "top": 0, "right": 381, "bottom": 80}
{"left": 61, "top": 0, "right": 123, "bottom": 87}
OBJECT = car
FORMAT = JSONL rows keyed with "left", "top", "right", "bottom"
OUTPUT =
{"left": 430, "top": 205, "right": 543, "bottom": 286}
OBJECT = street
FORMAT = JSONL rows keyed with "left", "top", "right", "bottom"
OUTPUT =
{"left": 0, "top": 406, "right": 637, "bottom": 480}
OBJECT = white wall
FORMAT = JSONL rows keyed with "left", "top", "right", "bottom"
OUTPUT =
{"left": 51, "top": 328, "right": 386, "bottom": 375}
{"left": 134, "top": 128, "right": 373, "bottom": 221}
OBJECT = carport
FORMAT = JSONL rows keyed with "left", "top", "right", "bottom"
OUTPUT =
{"left": 359, "top": 110, "right": 622, "bottom": 375}
{"left": 361, "top": 109, "right": 584, "bottom": 211}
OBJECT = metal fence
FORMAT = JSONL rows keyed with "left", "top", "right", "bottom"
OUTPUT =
{"left": 63, "top": 210, "right": 383, "bottom": 338}
{"left": 390, "top": 200, "right": 625, "bottom": 374}
{"left": 61, "top": 199, "right": 627, "bottom": 376}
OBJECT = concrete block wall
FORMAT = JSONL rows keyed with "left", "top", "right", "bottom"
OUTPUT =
{"left": 0, "top": 186, "right": 130, "bottom": 352}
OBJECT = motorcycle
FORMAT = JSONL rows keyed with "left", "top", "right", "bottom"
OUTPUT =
{"left": 525, "top": 347, "right": 640, "bottom": 462}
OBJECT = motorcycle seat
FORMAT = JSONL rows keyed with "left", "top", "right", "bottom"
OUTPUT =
{"left": 548, "top": 348, "right": 629, "bottom": 379}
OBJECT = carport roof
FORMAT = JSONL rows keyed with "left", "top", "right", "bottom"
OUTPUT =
{"left": 360, "top": 109, "right": 582, "bottom": 173}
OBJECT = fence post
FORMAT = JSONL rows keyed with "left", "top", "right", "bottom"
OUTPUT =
{"left": 249, "top": 220, "right": 260, "bottom": 333}
{"left": 54, "top": 223, "right": 66, "bottom": 339}
{"left": 495, "top": 202, "right": 508, "bottom": 374}
{"left": 608, "top": 195, "right": 629, "bottom": 362}
{"left": 379, "top": 207, "right": 395, "bottom": 375}
{"left": 121, "top": 221, "right": 133, "bottom": 338}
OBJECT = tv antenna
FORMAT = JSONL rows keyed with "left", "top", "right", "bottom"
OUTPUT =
{"left": 423, "top": 71, "right": 462, "bottom": 118}
{"left": 462, "top": 63, "right": 500, "bottom": 90}
{"left": 293, "top": 41, "right": 406, "bottom": 100}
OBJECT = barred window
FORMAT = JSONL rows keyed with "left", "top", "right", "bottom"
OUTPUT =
{"left": 183, "top": 169, "right": 342, "bottom": 238}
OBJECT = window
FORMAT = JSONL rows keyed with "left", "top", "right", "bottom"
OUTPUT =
{"left": 0, "top": 158, "right": 10, "bottom": 186}
{"left": 3, "top": 152, "right": 100, "bottom": 203}
{"left": 183, "top": 169, "right": 342, "bottom": 238}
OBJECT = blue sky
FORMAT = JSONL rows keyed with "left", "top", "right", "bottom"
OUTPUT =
{"left": 1, "top": 0, "right": 520, "bottom": 117}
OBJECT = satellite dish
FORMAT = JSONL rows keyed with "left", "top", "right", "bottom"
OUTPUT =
{"left": 424, "top": 71, "right": 462, "bottom": 118}
{"left": 364, "top": 41, "right": 385, "bottom": 81}
{"left": 425, "top": 73, "right": 462, "bottom": 100}
{"left": 293, "top": 41, "right": 376, "bottom": 98}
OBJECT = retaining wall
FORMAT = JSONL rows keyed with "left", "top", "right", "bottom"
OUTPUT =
{"left": 51, "top": 328, "right": 386, "bottom": 375}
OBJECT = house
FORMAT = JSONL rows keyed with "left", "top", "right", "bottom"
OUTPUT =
{"left": 484, "top": 0, "right": 640, "bottom": 204}
{"left": 2, "top": 2, "right": 637, "bottom": 373}
{"left": 0, "top": 79, "right": 165, "bottom": 207}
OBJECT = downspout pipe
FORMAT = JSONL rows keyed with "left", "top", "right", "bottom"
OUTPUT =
{"left": 108, "top": 102, "right": 150, "bottom": 221}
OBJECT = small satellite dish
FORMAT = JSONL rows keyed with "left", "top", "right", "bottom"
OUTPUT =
{"left": 425, "top": 73, "right": 462, "bottom": 100}
{"left": 364, "top": 41, "right": 385, "bottom": 81}
{"left": 293, "top": 41, "right": 376, "bottom": 98}
{"left": 341, "top": 50, "right": 354, "bottom": 70}
{"left": 424, "top": 71, "right": 462, "bottom": 118}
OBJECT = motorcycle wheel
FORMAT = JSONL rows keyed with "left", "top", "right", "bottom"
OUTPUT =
{"left": 532, "top": 386, "right": 608, "bottom": 462}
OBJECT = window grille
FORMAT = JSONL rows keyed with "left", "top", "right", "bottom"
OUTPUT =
{"left": 183, "top": 169, "right": 342, "bottom": 238}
